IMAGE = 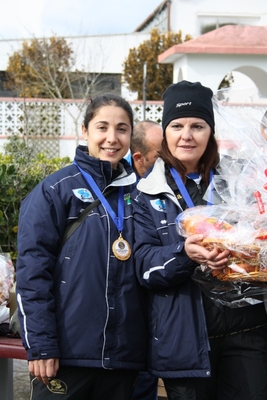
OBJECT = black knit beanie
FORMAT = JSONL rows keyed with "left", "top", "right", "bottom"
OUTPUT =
{"left": 162, "top": 80, "right": 215, "bottom": 133}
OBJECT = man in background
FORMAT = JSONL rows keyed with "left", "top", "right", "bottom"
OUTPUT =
{"left": 127, "top": 120, "right": 163, "bottom": 180}
{"left": 127, "top": 120, "right": 163, "bottom": 400}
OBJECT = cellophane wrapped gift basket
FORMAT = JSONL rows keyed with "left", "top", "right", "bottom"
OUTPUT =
{"left": 176, "top": 91, "right": 267, "bottom": 307}
{"left": 0, "top": 253, "right": 15, "bottom": 306}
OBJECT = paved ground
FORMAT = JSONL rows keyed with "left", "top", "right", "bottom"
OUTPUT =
{"left": 14, "top": 359, "right": 30, "bottom": 400}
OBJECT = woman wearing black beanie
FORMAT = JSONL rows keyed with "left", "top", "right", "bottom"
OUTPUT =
{"left": 131, "top": 80, "right": 267, "bottom": 400}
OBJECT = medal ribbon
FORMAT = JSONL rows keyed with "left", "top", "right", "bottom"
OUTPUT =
{"left": 74, "top": 162, "right": 124, "bottom": 232}
{"left": 170, "top": 168, "right": 214, "bottom": 207}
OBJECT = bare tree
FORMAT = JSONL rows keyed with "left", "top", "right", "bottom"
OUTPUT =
{"left": 5, "top": 36, "right": 105, "bottom": 146}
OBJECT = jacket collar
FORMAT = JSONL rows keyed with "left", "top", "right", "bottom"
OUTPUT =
{"left": 136, "top": 158, "right": 180, "bottom": 207}
{"left": 75, "top": 145, "right": 136, "bottom": 189}
{"left": 110, "top": 160, "right": 137, "bottom": 188}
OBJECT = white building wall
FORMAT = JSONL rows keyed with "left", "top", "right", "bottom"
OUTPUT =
{"left": 172, "top": 54, "right": 267, "bottom": 101}
{"left": 0, "top": 33, "right": 150, "bottom": 73}
{"left": 2, "top": 1, "right": 266, "bottom": 72}
{"left": 0, "top": 32, "right": 150, "bottom": 101}
{"left": 1, "top": 0, "right": 267, "bottom": 102}
{"left": 68, "top": 33, "right": 150, "bottom": 73}
{"left": 170, "top": 0, "right": 267, "bottom": 38}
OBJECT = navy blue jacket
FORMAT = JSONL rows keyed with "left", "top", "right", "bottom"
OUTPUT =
{"left": 131, "top": 158, "right": 211, "bottom": 379}
{"left": 16, "top": 145, "right": 148, "bottom": 370}
{"left": 131, "top": 158, "right": 267, "bottom": 378}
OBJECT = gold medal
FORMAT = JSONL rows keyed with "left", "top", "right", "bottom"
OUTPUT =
{"left": 112, "top": 234, "right": 131, "bottom": 260}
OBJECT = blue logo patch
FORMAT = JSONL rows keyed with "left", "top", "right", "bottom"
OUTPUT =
{"left": 150, "top": 199, "right": 166, "bottom": 212}
{"left": 72, "top": 188, "right": 94, "bottom": 202}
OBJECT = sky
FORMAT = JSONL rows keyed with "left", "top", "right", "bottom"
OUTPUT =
{"left": 1, "top": 0, "right": 162, "bottom": 39}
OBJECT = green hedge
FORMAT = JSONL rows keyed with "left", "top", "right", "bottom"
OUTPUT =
{"left": 0, "top": 136, "right": 71, "bottom": 263}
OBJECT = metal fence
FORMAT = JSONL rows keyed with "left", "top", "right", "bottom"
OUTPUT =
{"left": 0, "top": 97, "right": 266, "bottom": 159}
{"left": 0, "top": 98, "right": 164, "bottom": 158}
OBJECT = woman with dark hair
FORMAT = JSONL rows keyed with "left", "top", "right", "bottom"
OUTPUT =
{"left": 16, "top": 93, "right": 148, "bottom": 400}
{"left": 131, "top": 81, "right": 267, "bottom": 400}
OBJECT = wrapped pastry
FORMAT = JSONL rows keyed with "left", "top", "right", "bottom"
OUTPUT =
{"left": 176, "top": 204, "right": 267, "bottom": 282}
{"left": 0, "top": 253, "right": 15, "bottom": 306}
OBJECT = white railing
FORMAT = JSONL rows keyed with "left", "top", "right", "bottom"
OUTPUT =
{"left": 0, "top": 98, "right": 164, "bottom": 159}
{"left": 0, "top": 97, "right": 266, "bottom": 160}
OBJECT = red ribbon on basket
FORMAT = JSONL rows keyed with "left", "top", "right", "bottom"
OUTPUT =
{"left": 264, "top": 169, "right": 267, "bottom": 191}
{"left": 254, "top": 191, "right": 265, "bottom": 214}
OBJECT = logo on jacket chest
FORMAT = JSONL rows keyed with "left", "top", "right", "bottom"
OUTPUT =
{"left": 150, "top": 199, "right": 166, "bottom": 212}
{"left": 72, "top": 188, "right": 94, "bottom": 202}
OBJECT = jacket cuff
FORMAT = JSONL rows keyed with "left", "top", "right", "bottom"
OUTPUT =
{"left": 27, "top": 347, "right": 61, "bottom": 360}
{"left": 172, "top": 241, "right": 199, "bottom": 268}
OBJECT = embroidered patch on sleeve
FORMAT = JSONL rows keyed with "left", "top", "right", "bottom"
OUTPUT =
{"left": 72, "top": 188, "right": 94, "bottom": 202}
{"left": 150, "top": 199, "right": 166, "bottom": 212}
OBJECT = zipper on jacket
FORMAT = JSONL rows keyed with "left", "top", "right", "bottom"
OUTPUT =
{"left": 199, "top": 293, "right": 210, "bottom": 351}
{"left": 196, "top": 183, "right": 202, "bottom": 195}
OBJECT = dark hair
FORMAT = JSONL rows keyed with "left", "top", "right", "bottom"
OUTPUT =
{"left": 83, "top": 93, "right": 134, "bottom": 132}
{"left": 130, "top": 120, "right": 160, "bottom": 154}
{"left": 158, "top": 130, "right": 219, "bottom": 185}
